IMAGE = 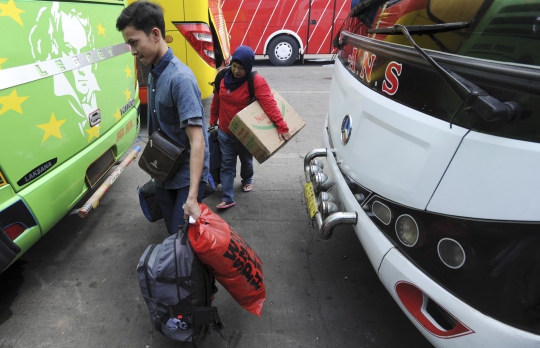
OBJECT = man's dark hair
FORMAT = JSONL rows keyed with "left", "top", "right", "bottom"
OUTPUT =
{"left": 116, "top": 1, "right": 165, "bottom": 39}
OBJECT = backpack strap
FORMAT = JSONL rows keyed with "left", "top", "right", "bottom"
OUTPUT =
{"left": 211, "top": 68, "right": 228, "bottom": 95}
{"left": 247, "top": 71, "right": 257, "bottom": 104}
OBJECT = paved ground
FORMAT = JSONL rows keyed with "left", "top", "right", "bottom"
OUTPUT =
{"left": 0, "top": 58, "right": 432, "bottom": 348}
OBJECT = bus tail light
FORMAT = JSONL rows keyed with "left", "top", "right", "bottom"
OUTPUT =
{"left": 175, "top": 23, "right": 216, "bottom": 67}
{"left": 4, "top": 223, "right": 25, "bottom": 240}
{"left": 0, "top": 200, "right": 38, "bottom": 241}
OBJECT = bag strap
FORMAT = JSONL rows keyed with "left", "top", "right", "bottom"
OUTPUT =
{"left": 178, "top": 220, "right": 189, "bottom": 245}
{"left": 247, "top": 71, "right": 257, "bottom": 104}
{"left": 211, "top": 68, "right": 228, "bottom": 95}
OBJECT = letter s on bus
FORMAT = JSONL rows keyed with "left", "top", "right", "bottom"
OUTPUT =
{"left": 382, "top": 61, "right": 403, "bottom": 96}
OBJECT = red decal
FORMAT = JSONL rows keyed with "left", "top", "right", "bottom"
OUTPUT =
{"left": 116, "top": 120, "right": 134, "bottom": 143}
{"left": 359, "top": 52, "right": 376, "bottom": 82}
{"left": 125, "top": 120, "right": 133, "bottom": 134}
{"left": 348, "top": 47, "right": 358, "bottom": 73}
{"left": 254, "top": 113, "right": 266, "bottom": 123}
{"left": 116, "top": 128, "right": 125, "bottom": 143}
{"left": 395, "top": 281, "right": 474, "bottom": 339}
{"left": 382, "top": 61, "right": 402, "bottom": 96}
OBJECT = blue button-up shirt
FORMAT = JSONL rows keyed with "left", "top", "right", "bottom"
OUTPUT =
{"left": 148, "top": 48, "right": 209, "bottom": 189}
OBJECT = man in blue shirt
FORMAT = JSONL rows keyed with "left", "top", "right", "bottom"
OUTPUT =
{"left": 116, "top": 1, "right": 209, "bottom": 234}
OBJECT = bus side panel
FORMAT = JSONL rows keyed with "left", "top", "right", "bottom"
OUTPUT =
{"left": 224, "top": 0, "right": 311, "bottom": 54}
{"left": 0, "top": 0, "right": 139, "bottom": 266}
{"left": 305, "top": 0, "right": 335, "bottom": 54}
{"left": 20, "top": 109, "right": 138, "bottom": 235}
{"left": 223, "top": 0, "right": 264, "bottom": 52}
{"left": 0, "top": 1, "right": 136, "bottom": 193}
{"left": 223, "top": 0, "right": 351, "bottom": 55}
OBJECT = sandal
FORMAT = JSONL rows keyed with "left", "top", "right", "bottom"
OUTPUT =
{"left": 242, "top": 184, "right": 253, "bottom": 192}
{"left": 217, "top": 201, "right": 236, "bottom": 209}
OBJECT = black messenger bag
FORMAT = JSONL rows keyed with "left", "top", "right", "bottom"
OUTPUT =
{"left": 139, "top": 130, "right": 188, "bottom": 183}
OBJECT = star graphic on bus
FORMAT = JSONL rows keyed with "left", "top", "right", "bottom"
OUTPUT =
{"left": 123, "top": 88, "right": 131, "bottom": 102}
{"left": 37, "top": 113, "right": 66, "bottom": 142}
{"left": 86, "top": 125, "right": 101, "bottom": 142}
{"left": 0, "top": 0, "right": 25, "bottom": 26}
{"left": 124, "top": 65, "right": 132, "bottom": 78}
{"left": 0, "top": 58, "right": 7, "bottom": 70}
{"left": 0, "top": 89, "right": 29, "bottom": 115}
{"left": 97, "top": 22, "right": 106, "bottom": 36}
{"left": 113, "top": 108, "right": 121, "bottom": 122}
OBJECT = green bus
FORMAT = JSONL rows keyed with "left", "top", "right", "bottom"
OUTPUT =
{"left": 0, "top": 0, "right": 140, "bottom": 271}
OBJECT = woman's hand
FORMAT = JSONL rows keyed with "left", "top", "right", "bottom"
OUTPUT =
{"left": 278, "top": 132, "right": 291, "bottom": 141}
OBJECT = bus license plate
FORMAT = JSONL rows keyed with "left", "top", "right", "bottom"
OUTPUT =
{"left": 303, "top": 182, "right": 317, "bottom": 218}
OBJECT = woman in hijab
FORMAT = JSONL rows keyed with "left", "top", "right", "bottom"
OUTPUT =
{"left": 210, "top": 45, "right": 291, "bottom": 209}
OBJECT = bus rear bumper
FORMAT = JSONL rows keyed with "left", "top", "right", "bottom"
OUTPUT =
{"left": 379, "top": 248, "right": 540, "bottom": 347}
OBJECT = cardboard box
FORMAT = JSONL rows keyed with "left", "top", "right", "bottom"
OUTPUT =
{"left": 229, "top": 89, "right": 306, "bottom": 163}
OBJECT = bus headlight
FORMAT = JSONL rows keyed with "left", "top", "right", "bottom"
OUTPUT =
{"left": 372, "top": 201, "right": 392, "bottom": 225}
{"left": 395, "top": 214, "right": 420, "bottom": 247}
{"left": 438, "top": 238, "right": 466, "bottom": 269}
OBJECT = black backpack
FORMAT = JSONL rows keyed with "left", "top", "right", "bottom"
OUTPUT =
{"left": 211, "top": 67, "right": 258, "bottom": 104}
{"left": 137, "top": 223, "right": 223, "bottom": 344}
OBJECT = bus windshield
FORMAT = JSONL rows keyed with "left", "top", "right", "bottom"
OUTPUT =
{"left": 342, "top": 0, "right": 540, "bottom": 67}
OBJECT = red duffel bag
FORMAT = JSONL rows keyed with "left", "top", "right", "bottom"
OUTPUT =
{"left": 188, "top": 203, "right": 265, "bottom": 316}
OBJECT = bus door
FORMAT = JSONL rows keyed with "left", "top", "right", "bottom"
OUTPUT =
{"left": 305, "top": 0, "right": 351, "bottom": 54}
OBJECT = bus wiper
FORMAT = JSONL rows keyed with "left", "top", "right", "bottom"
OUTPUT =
{"left": 367, "top": 22, "right": 469, "bottom": 35}
{"left": 389, "top": 24, "right": 521, "bottom": 126}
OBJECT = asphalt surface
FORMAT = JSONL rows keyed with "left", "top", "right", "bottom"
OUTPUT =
{"left": 0, "top": 58, "right": 432, "bottom": 348}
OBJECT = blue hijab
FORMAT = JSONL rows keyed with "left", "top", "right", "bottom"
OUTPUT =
{"left": 224, "top": 46, "right": 255, "bottom": 92}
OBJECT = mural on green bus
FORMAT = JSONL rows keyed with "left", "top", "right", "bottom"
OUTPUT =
{"left": 0, "top": 0, "right": 139, "bottom": 271}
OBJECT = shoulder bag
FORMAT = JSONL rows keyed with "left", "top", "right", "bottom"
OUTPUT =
{"left": 139, "top": 130, "right": 188, "bottom": 183}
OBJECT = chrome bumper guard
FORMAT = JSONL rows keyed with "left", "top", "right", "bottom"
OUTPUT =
{"left": 303, "top": 148, "right": 357, "bottom": 240}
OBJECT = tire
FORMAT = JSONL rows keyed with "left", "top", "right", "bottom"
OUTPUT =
{"left": 268, "top": 35, "right": 299, "bottom": 66}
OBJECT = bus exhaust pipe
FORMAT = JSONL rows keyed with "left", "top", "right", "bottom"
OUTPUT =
{"left": 77, "top": 146, "right": 141, "bottom": 218}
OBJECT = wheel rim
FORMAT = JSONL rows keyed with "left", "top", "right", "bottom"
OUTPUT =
{"left": 274, "top": 42, "right": 293, "bottom": 61}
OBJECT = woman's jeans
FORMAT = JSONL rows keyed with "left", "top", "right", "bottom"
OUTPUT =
{"left": 217, "top": 129, "right": 253, "bottom": 204}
